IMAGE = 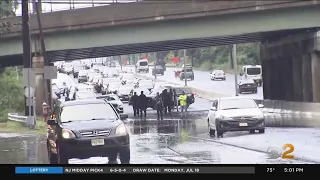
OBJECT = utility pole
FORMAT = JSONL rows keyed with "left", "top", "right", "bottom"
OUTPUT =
{"left": 22, "top": 0, "right": 34, "bottom": 127}
{"left": 153, "top": 52, "right": 157, "bottom": 79}
{"left": 231, "top": 44, "right": 239, "bottom": 96}
{"left": 35, "top": 0, "right": 52, "bottom": 110}
{"left": 183, "top": 49, "right": 187, "bottom": 87}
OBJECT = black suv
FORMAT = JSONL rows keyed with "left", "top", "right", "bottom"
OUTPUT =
{"left": 46, "top": 99, "right": 130, "bottom": 164}
{"left": 238, "top": 78, "right": 258, "bottom": 94}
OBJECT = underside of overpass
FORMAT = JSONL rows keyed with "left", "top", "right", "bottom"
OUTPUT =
{"left": 1, "top": 3, "right": 320, "bottom": 66}
{"left": 0, "top": 28, "right": 317, "bottom": 67}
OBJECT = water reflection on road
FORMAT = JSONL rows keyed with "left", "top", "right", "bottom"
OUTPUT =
{"left": 0, "top": 114, "right": 318, "bottom": 164}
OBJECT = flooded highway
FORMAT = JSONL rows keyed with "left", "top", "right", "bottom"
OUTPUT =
{"left": 1, "top": 113, "right": 319, "bottom": 164}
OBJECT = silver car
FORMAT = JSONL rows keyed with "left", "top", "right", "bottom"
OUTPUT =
{"left": 210, "top": 70, "right": 226, "bottom": 80}
{"left": 207, "top": 97, "right": 265, "bottom": 137}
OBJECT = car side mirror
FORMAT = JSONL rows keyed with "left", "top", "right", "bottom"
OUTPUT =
{"left": 258, "top": 104, "right": 264, "bottom": 108}
{"left": 120, "top": 114, "right": 128, "bottom": 120}
{"left": 210, "top": 106, "right": 217, "bottom": 111}
{"left": 47, "top": 119, "right": 57, "bottom": 125}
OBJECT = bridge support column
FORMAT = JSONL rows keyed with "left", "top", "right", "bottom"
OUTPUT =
{"left": 311, "top": 52, "right": 320, "bottom": 102}
{"left": 261, "top": 30, "right": 320, "bottom": 102}
{"left": 33, "top": 56, "right": 46, "bottom": 116}
{"left": 292, "top": 55, "right": 303, "bottom": 101}
{"left": 302, "top": 54, "right": 313, "bottom": 102}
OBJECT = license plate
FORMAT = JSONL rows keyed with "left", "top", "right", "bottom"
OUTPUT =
{"left": 239, "top": 123, "right": 248, "bottom": 126}
{"left": 91, "top": 139, "right": 105, "bottom": 146}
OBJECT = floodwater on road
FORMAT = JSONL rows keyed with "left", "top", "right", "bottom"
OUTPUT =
{"left": 0, "top": 114, "right": 319, "bottom": 164}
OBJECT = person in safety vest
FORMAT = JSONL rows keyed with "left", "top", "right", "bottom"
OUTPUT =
{"left": 178, "top": 91, "right": 188, "bottom": 118}
{"left": 42, "top": 102, "right": 50, "bottom": 122}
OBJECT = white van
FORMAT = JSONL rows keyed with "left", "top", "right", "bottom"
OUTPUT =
{"left": 136, "top": 59, "right": 149, "bottom": 73}
{"left": 241, "top": 65, "right": 262, "bottom": 86}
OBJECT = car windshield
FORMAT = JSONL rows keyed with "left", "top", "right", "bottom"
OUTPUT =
{"left": 119, "top": 87, "right": 132, "bottom": 93}
{"left": 219, "top": 99, "right": 257, "bottom": 110}
{"left": 139, "top": 81, "right": 153, "bottom": 86}
{"left": 140, "top": 62, "right": 148, "bottom": 66}
{"left": 60, "top": 103, "right": 118, "bottom": 122}
{"left": 122, "top": 75, "right": 135, "bottom": 80}
{"left": 76, "top": 91, "right": 96, "bottom": 99}
{"left": 106, "top": 95, "right": 120, "bottom": 101}
{"left": 247, "top": 67, "right": 261, "bottom": 75}
{"left": 109, "top": 83, "right": 121, "bottom": 87}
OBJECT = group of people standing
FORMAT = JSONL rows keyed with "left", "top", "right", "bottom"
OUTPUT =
{"left": 129, "top": 91, "right": 149, "bottom": 117}
{"left": 129, "top": 88, "right": 189, "bottom": 120}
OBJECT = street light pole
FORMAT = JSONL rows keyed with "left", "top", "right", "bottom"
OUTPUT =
{"left": 231, "top": 44, "right": 239, "bottom": 96}
{"left": 184, "top": 49, "right": 187, "bottom": 87}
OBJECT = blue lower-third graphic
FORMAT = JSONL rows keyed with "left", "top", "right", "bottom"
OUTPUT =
{"left": 15, "top": 167, "right": 63, "bottom": 174}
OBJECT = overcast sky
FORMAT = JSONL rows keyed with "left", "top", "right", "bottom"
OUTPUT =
{"left": 15, "top": 0, "right": 138, "bottom": 16}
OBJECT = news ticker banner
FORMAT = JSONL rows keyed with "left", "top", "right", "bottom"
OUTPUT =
{"left": 16, "top": 166, "right": 255, "bottom": 174}
{"left": 14, "top": 165, "right": 315, "bottom": 174}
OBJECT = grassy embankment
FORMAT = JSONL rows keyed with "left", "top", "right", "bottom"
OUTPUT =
{"left": 0, "top": 67, "right": 46, "bottom": 135}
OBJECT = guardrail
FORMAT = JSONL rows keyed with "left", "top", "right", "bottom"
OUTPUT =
{"left": 8, "top": 113, "right": 27, "bottom": 123}
{"left": 7, "top": 113, "right": 36, "bottom": 129}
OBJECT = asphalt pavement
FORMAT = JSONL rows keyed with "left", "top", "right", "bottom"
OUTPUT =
{"left": 0, "top": 116, "right": 318, "bottom": 164}
{"left": 123, "top": 66, "right": 264, "bottom": 100}
{"left": 1, "top": 67, "right": 318, "bottom": 164}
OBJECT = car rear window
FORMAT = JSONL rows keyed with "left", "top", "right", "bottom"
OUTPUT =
{"left": 60, "top": 103, "right": 118, "bottom": 122}
{"left": 174, "top": 88, "right": 192, "bottom": 94}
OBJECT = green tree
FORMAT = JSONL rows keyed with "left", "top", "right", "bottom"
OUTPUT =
{"left": 0, "top": 0, "right": 19, "bottom": 17}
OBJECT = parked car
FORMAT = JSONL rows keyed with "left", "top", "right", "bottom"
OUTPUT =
{"left": 207, "top": 97, "right": 265, "bottom": 137}
{"left": 46, "top": 99, "right": 130, "bottom": 164}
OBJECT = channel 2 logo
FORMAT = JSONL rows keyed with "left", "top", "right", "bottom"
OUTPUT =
{"left": 267, "top": 143, "right": 294, "bottom": 159}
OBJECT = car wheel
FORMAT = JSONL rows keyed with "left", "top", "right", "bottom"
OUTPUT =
{"left": 239, "top": 90, "right": 242, "bottom": 94}
{"left": 119, "top": 148, "right": 130, "bottom": 164}
{"left": 259, "top": 129, "right": 265, "bottom": 133}
{"left": 209, "top": 128, "right": 215, "bottom": 137}
{"left": 223, "top": 78, "right": 226, "bottom": 81}
{"left": 57, "top": 144, "right": 69, "bottom": 164}
{"left": 217, "top": 130, "right": 223, "bottom": 138}
{"left": 108, "top": 153, "right": 118, "bottom": 164}
{"left": 78, "top": 80, "right": 80, "bottom": 83}
{"left": 47, "top": 141, "right": 58, "bottom": 164}
{"left": 216, "top": 122, "right": 223, "bottom": 138}
{"left": 249, "top": 130, "right": 255, "bottom": 134}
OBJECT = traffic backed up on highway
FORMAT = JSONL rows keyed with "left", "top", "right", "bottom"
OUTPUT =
{"left": 47, "top": 99, "right": 129, "bottom": 164}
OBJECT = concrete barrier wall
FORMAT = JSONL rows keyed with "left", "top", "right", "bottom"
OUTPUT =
{"left": 135, "top": 73, "right": 320, "bottom": 127}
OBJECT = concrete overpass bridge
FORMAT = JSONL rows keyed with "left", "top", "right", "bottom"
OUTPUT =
{"left": 0, "top": 0, "right": 319, "bottom": 65}
{"left": 1, "top": 0, "right": 320, "bottom": 113}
